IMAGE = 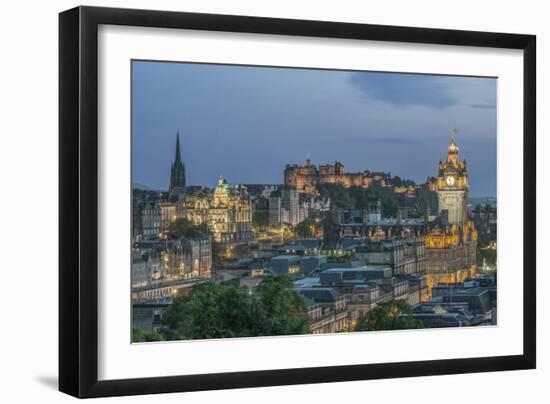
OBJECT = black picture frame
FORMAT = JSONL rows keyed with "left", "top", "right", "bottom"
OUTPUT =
{"left": 59, "top": 5, "right": 536, "bottom": 398}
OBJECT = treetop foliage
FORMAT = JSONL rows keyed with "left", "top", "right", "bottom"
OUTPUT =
{"left": 159, "top": 275, "right": 310, "bottom": 340}
{"left": 168, "top": 218, "right": 208, "bottom": 239}
{"left": 354, "top": 299, "right": 423, "bottom": 332}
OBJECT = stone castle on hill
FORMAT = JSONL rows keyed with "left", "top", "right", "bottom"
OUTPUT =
{"left": 284, "top": 159, "right": 393, "bottom": 194}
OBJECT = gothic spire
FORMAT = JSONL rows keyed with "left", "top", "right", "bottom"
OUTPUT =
{"left": 175, "top": 131, "right": 182, "bottom": 162}
{"left": 170, "top": 131, "right": 186, "bottom": 192}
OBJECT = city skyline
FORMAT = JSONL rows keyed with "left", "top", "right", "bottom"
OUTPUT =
{"left": 132, "top": 60, "right": 497, "bottom": 341}
{"left": 132, "top": 61, "right": 497, "bottom": 197}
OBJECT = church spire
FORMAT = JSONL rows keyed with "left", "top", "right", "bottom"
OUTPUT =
{"left": 175, "top": 131, "right": 182, "bottom": 162}
{"left": 170, "top": 131, "right": 186, "bottom": 192}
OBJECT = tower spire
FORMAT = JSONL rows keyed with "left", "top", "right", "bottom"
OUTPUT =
{"left": 175, "top": 131, "right": 182, "bottom": 162}
{"left": 447, "top": 128, "right": 459, "bottom": 163}
{"left": 170, "top": 131, "right": 186, "bottom": 192}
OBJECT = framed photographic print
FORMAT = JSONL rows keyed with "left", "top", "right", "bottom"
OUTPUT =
{"left": 59, "top": 6, "right": 536, "bottom": 398}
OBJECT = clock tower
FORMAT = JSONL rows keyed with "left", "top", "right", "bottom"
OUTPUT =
{"left": 435, "top": 129, "right": 468, "bottom": 229}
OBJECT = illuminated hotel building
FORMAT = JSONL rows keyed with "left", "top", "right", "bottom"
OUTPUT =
{"left": 424, "top": 130, "right": 478, "bottom": 292}
{"left": 176, "top": 178, "right": 253, "bottom": 244}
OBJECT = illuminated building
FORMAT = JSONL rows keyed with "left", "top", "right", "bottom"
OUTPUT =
{"left": 176, "top": 178, "right": 253, "bottom": 243}
{"left": 435, "top": 129, "right": 468, "bottom": 227}
{"left": 163, "top": 237, "right": 212, "bottom": 279}
{"left": 284, "top": 159, "right": 391, "bottom": 194}
{"left": 296, "top": 288, "right": 348, "bottom": 334}
{"left": 132, "top": 236, "right": 212, "bottom": 286}
{"left": 424, "top": 130, "right": 478, "bottom": 292}
{"left": 208, "top": 179, "right": 253, "bottom": 242}
{"left": 355, "top": 237, "right": 426, "bottom": 276}
{"left": 268, "top": 187, "right": 306, "bottom": 226}
{"left": 138, "top": 201, "right": 161, "bottom": 240}
{"left": 268, "top": 192, "right": 282, "bottom": 226}
{"left": 158, "top": 201, "right": 177, "bottom": 231}
{"left": 271, "top": 255, "right": 301, "bottom": 275}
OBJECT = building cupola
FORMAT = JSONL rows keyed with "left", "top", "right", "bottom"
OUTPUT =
{"left": 447, "top": 128, "right": 459, "bottom": 164}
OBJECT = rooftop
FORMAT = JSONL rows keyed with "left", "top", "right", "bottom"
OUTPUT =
{"left": 296, "top": 287, "right": 343, "bottom": 303}
{"left": 271, "top": 255, "right": 301, "bottom": 261}
{"left": 294, "top": 277, "right": 322, "bottom": 288}
{"left": 322, "top": 265, "right": 391, "bottom": 273}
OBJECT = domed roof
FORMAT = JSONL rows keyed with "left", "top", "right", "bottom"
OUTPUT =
{"left": 215, "top": 177, "right": 229, "bottom": 192}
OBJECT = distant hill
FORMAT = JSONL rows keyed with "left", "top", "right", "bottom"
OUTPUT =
{"left": 132, "top": 182, "right": 158, "bottom": 191}
{"left": 468, "top": 197, "right": 497, "bottom": 207}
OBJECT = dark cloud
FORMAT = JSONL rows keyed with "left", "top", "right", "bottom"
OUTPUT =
{"left": 132, "top": 62, "right": 496, "bottom": 197}
{"left": 469, "top": 103, "right": 496, "bottom": 109}
{"left": 349, "top": 72, "right": 456, "bottom": 108}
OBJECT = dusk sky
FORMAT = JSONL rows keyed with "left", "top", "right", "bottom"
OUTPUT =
{"left": 132, "top": 61, "right": 497, "bottom": 198}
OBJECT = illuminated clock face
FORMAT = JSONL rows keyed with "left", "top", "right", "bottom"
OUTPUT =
{"left": 446, "top": 176, "right": 455, "bottom": 186}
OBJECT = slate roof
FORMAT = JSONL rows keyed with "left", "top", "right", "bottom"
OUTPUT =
{"left": 296, "top": 287, "right": 343, "bottom": 303}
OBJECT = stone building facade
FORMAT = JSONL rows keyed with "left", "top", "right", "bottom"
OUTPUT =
{"left": 284, "top": 159, "right": 390, "bottom": 194}
{"left": 355, "top": 237, "right": 426, "bottom": 275}
{"left": 176, "top": 178, "right": 253, "bottom": 243}
{"left": 132, "top": 236, "right": 212, "bottom": 286}
{"left": 268, "top": 187, "right": 307, "bottom": 226}
{"left": 424, "top": 131, "right": 478, "bottom": 292}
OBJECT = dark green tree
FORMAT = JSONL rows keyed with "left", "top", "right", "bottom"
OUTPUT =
{"left": 168, "top": 218, "right": 207, "bottom": 238}
{"left": 382, "top": 197, "right": 398, "bottom": 217}
{"left": 327, "top": 252, "right": 355, "bottom": 263}
{"left": 132, "top": 327, "right": 165, "bottom": 342}
{"left": 348, "top": 186, "right": 370, "bottom": 209}
{"left": 161, "top": 276, "right": 309, "bottom": 340}
{"left": 295, "top": 220, "right": 312, "bottom": 238}
{"left": 294, "top": 213, "right": 322, "bottom": 238}
{"left": 317, "top": 183, "right": 405, "bottom": 217}
{"left": 355, "top": 299, "right": 423, "bottom": 331}
{"left": 322, "top": 209, "right": 340, "bottom": 250}
{"left": 255, "top": 275, "right": 310, "bottom": 336}
{"left": 317, "top": 184, "right": 354, "bottom": 209}
{"left": 161, "top": 282, "right": 259, "bottom": 340}
{"left": 477, "top": 245, "right": 497, "bottom": 266}
{"left": 252, "top": 211, "right": 269, "bottom": 228}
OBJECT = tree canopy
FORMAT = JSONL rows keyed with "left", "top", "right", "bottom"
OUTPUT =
{"left": 318, "top": 184, "right": 354, "bottom": 209}
{"left": 168, "top": 218, "right": 207, "bottom": 239}
{"left": 477, "top": 245, "right": 497, "bottom": 266}
{"left": 317, "top": 183, "right": 400, "bottom": 216}
{"left": 354, "top": 299, "right": 423, "bottom": 331}
{"left": 160, "top": 275, "right": 310, "bottom": 340}
{"left": 294, "top": 213, "right": 322, "bottom": 238}
{"left": 254, "top": 275, "right": 311, "bottom": 335}
{"left": 317, "top": 183, "right": 436, "bottom": 218}
{"left": 132, "top": 327, "right": 165, "bottom": 342}
{"left": 252, "top": 211, "right": 269, "bottom": 228}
